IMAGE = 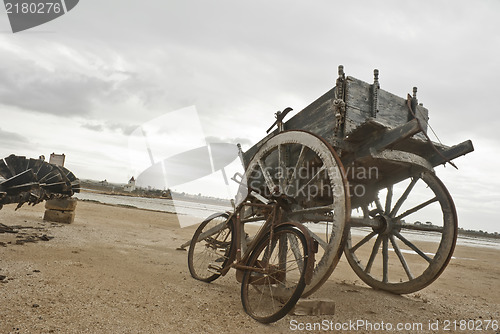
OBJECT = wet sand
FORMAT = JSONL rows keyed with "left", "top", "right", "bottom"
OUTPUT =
{"left": 1, "top": 201, "right": 499, "bottom": 333}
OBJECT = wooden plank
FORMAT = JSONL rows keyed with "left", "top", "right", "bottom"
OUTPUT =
{"left": 4, "top": 155, "right": 27, "bottom": 175}
{"left": 344, "top": 76, "right": 371, "bottom": 136}
{"left": 413, "top": 104, "right": 429, "bottom": 133}
{"left": 428, "top": 140, "right": 474, "bottom": 167}
{"left": 242, "top": 72, "right": 450, "bottom": 169}
{"left": 0, "top": 159, "right": 13, "bottom": 178}
{"left": 377, "top": 89, "right": 411, "bottom": 129}
{"left": 342, "top": 119, "right": 422, "bottom": 165}
{"left": 344, "top": 119, "right": 386, "bottom": 144}
{"left": 345, "top": 76, "right": 429, "bottom": 136}
{"left": 284, "top": 87, "right": 336, "bottom": 137}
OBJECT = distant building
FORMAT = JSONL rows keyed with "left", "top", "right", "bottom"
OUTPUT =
{"left": 124, "top": 176, "right": 136, "bottom": 192}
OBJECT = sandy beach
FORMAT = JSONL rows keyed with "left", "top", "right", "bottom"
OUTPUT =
{"left": 1, "top": 200, "right": 499, "bottom": 334}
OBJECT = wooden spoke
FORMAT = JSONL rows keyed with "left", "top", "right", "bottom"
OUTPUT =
{"left": 390, "top": 235, "right": 414, "bottom": 280}
{"left": 287, "top": 145, "right": 307, "bottom": 186}
{"left": 303, "top": 226, "right": 328, "bottom": 250}
{"left": 296, "top": 165, "right": 326, "bottom": 195}
{"left": 365, "top": 235, "right": 382, "bottom": 274}
{"left": 384, "top": 185, "right": 393, "bottom": 215}
{"left": 396, "top": 197, "right": 438, "bottom": 220}
{"left": 350, "top": 231, "right": 377, "bottom": 253}
{"left": 258, "top": 159, "right": 276, "bottom": 194}
{"left": 394, "top": 231, "right": 432, "bottom": 263}
{"left": 278, "top": 144, "right": 287, "bottom": 192}
{"left": 390, "top": 177, "right": 419, "bottom": 217}
{"left": 382, "top": 235, "right": 389, "bottom": 283}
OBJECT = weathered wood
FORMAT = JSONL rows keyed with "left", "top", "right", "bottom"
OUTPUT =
{"left": 0, "top": 155, "right": 81, "bottom": 210}
{"left": 243, "top": 87, "right": 337, "bottom": 165}
{"left": 428, "top": 140, "right": 474, "bottom": 167}
{"left": 5, "top": 155, "right": 27, "bottom": 176}
{"left": 0, "top": 159, "right": 14, "bottom": 178}
{"left": 1, "top": 170, "right": 37, "bottom": 193}
{"left": 241, "top": 68, "right": 473, "bottom": 193}
{"left": 342, "top": 119, "right": 422, "bottom": 165}
{"left": 284, "top": 87, "right": 337, "bottom": 137}
{"left": 344, "top": 76, "right": 429, "bottom": 136}
{"left": 366, "top": 150, "right": 433, "bottom": 172}
{"left": 0, "top": 223, "right": 17, "bottom": 233}
{"left": 344, "top": 76, "right": 371, "bottom": 135}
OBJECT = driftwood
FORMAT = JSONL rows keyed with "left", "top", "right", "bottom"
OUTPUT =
{"left": 0, "top": 223, "right": 16, "bottom": 233}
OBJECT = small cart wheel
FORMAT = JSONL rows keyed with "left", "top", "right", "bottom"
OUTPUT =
{"left": 240, "top": 130, "right": 350, "bottom": 297}
{"left": 188, "top": 213, "right": 234, "bottom": 282}
{"left": 240, "top": 225, "right": 309, "bottom": 323}
{"left": 344, "top": 171, "right": 457, "bottom": 294}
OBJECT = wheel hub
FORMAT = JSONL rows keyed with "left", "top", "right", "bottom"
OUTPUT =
{"left": 373, "top": 214, "right": 399, "bottom": 235}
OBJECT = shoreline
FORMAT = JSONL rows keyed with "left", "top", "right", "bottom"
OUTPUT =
{"left": 77, "top": 193, "right": 500, "bottom": 246}
{"left": 77, "top": 190, "right": 500, "bottom": 239}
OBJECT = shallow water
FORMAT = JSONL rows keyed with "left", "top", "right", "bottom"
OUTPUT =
{"left": 74, "top": 191, "right": 231, "bottom": 219}
{"left": 74, "top": 191, "right": 500, "bottom": 251}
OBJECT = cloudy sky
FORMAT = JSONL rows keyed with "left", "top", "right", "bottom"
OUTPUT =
{"left": 0, "top": 1, "right": 498, "bottom": 232}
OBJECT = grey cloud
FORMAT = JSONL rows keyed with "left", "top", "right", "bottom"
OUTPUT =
{"left": 81, "top": 123, "right": 104, "bottom": 132}
{"left": 81, "top": 121, "right": 138, "bottom": 136}
{"left": 0, "top": 59, "right": 112, "bottom": 116}
{"left": 0, "top": 128, "right": 31, "bottom": 155}
{"left": 106, "top": 122, "right": 138, "bottom": 136}
{"left": 205, "top": 136, "right": 252, "bottom": 147}
{"left": 0, "top": 127, "right": 29, "bottom": 144}
{"left": 1, "top": 0, "right": 497, "bottom": 232}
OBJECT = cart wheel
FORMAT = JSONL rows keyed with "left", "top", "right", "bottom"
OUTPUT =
{"left": 241, "top": 131, "right": 349, "bottom": 297}
{"left": 241, "top": 225, "right": 309, "bottom": 323}
{"left": 345, "top": 172, "right": 457, "bottom": 294}
{"left": 188, "top": 213, "right": 234, "bottom": 282}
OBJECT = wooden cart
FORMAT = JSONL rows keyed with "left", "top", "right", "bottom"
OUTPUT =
{"left": 239, "top": 65, "right": 474, "bottom": 295}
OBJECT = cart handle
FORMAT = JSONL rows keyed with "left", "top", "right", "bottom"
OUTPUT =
{"left": 266, "top": 107, "right": 293, "bottom": 133}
